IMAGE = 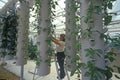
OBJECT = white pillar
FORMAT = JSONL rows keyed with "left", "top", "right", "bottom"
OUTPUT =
{"left": 65, "top": 0, "right": 76, "bottom": 71}
{"left": 37, "top": 0, "right": 51, "bottom": 76}
{"left": 16, "top": 0, "right": 29, "bottom": 66}
{"left": 92, "top": 0, "right": 105, "bottom": 69}
{"left": 80, "top": 0, "right": 105, "bottom": 80}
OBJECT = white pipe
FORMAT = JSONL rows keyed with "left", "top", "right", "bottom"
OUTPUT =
{"left": 54, "top": 53, "right": 61, "bottom": 80}
{"left": 20, "top": 65, "right": 24, "bottom": 80}
{"left": 16, "top": 0, "right": 29, "bottom": 66}
{"left": 37, "top": 0, "right": 51, "bottom": 76}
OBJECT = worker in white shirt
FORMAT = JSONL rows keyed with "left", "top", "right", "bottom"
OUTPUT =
{"left": 52, "top": 34, "right": 65, "bottom": 79}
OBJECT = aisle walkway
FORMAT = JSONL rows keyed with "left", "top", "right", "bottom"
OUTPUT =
{"left": 1, "top": 60, "right": 78, "bottom": 80}
{"left": 0, "top": 60, "right": 120, "bottom": 80}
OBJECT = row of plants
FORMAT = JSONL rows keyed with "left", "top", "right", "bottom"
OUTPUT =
{"left": 32, "top": 0, "right": 120, "bottom": 79}
{"left": 0, "top": 9, "right": 37, "bottom": 60}
{"left": 0, "top": 11, "right": 18, "bottom": 58}
{"left": 69, "top": 0, "right": 120, "bottom": 80}
{"left": 0, "top": 0, "right": 119, "bottom": 79}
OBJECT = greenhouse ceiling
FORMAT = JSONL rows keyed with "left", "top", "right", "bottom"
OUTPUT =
{"left": 0, "top": 0, "right": 8, "bottom": 9}
{"left": 0, "top": 0, "right": 120, "bottom": 21}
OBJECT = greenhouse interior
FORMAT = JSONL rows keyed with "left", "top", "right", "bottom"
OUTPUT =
{"left": 0, "top": 0, "right": 120, "bottom": 80}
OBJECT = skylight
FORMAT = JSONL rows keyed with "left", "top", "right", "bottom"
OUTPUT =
{"left": 0, "top": 0, "right": 8, "bottom": 9}
{"left": 111, "top": 0, "right": 120, "bottom": 21}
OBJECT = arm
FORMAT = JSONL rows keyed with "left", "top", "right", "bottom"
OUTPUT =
{"left": 51, "top": 36, "right": 61, "bottom": 46}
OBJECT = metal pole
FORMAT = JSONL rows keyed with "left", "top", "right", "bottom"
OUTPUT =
{"left": 20, "top": 65, "right": 24, "bottom": 80}
{"left": 54, "top": 53, "right": 61, "bottom": 80}
{"left": 33, "top": 66, "right": 37, "bottom": 80}
{"left": 64, "top": 63, "right": 70, "bottom": 80}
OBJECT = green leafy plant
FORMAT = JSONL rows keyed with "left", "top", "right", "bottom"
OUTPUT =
{"left": 0, "top": 11, "right": 18, "bottom": 57}
{"left": 70, "top": 0, "right": 118, "bottom": 80}
{"left": 28, "top": 39, "right": 38, "bottom": 60}
{"left": 33, "top": 0, "right": 57, "bottom": 67}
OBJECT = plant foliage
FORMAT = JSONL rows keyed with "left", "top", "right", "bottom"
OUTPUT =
{"left": 0, "top": 11, "right": 18, "bottom": 57}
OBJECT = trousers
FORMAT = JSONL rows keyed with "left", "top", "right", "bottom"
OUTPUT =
{"left": 56, "top": 52, "right": 65, "bottom": 79}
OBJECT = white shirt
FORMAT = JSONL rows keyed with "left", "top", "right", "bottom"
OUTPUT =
{"left": 56, "top": 41, "right": 65, "bottom": 52}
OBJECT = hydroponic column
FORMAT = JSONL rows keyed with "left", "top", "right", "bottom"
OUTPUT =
{"left": 37, "top": 0, "right": 51, "bottom": 76}
{"left": 16, "top": 0, "right": 29, "bottom": 66}
{"left": 80, "top": 0, "right": 105, "bottom": 80}
{"left": 65, "top": 0, "right": 76, "bottom": 71}
{"left": 92, "top": 0, "right": 105, "bottom": 69}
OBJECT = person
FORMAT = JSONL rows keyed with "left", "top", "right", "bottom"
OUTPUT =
{"left": 52, "top": 34, "right": 66, "bottom": 79}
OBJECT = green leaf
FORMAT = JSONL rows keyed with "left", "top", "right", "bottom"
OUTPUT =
{"left": 94, "top": 6, "right": 101, "bottom": 14}
{"left": 110, "top": 0, "right": 116, "bottom": 1}
{"left": 55, "top": 1, "right": 58, "bottom": 5}
{"left": 108, "top": 2, "right": 113, "bottom": 9}
{"left": 75, "top": 54, "right": 80, "bottom": 60}
{"left": 106, "top": 66, "right": 114, "bottom": 72}
{"left": 104, "top": 15, "right": 112, "bottom": 25}
{"left": 114, "top": 74, "right": 120, "bottom": 79}
{"left": 84, "top": 16, "right": 89, "bottom": 23}
{"left": 52, "top": 4, "right": 56, "bottom": 9}
{"left": 70, "top": 66, "right": 77, "bottom": 76}
{"left": 109, "top": 57, "right": 115, "bottom": 62}
{"left": 114, "top": 66, "right": 120, "bottom": 73}
{"left": 105, "top": 70, "right": 112, "bottom": 79}
{"left": 98, "top": 68, "right": 113, "bottom": 80}
{"left": 78, "top": 63, "right": 86, "bottom": 68}
{"left": 84, "top": 71, "right": 91, "bottom": 77}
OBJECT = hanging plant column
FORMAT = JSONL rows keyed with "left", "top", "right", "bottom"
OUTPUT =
{"left": 65, "top": 0, "right": 76, "bottom": 71}
{"left": 16, "top": 0, "right": 29, "bottom": 66}
{"left": 37, "top": 0, "right": 51, "bottom": 76}
{"left": 80, "top": 0, "right": 105, "bottom": 80}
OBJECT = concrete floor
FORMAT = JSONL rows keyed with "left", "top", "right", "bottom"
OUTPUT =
{"left": 1, "top": 60, "right": 120, "bottom": 80}
{"left": 0, "top": 66, "right": 19, "bottom": 80}
{"left": 2, "top": 60, "right": 78, "bottom": 80}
